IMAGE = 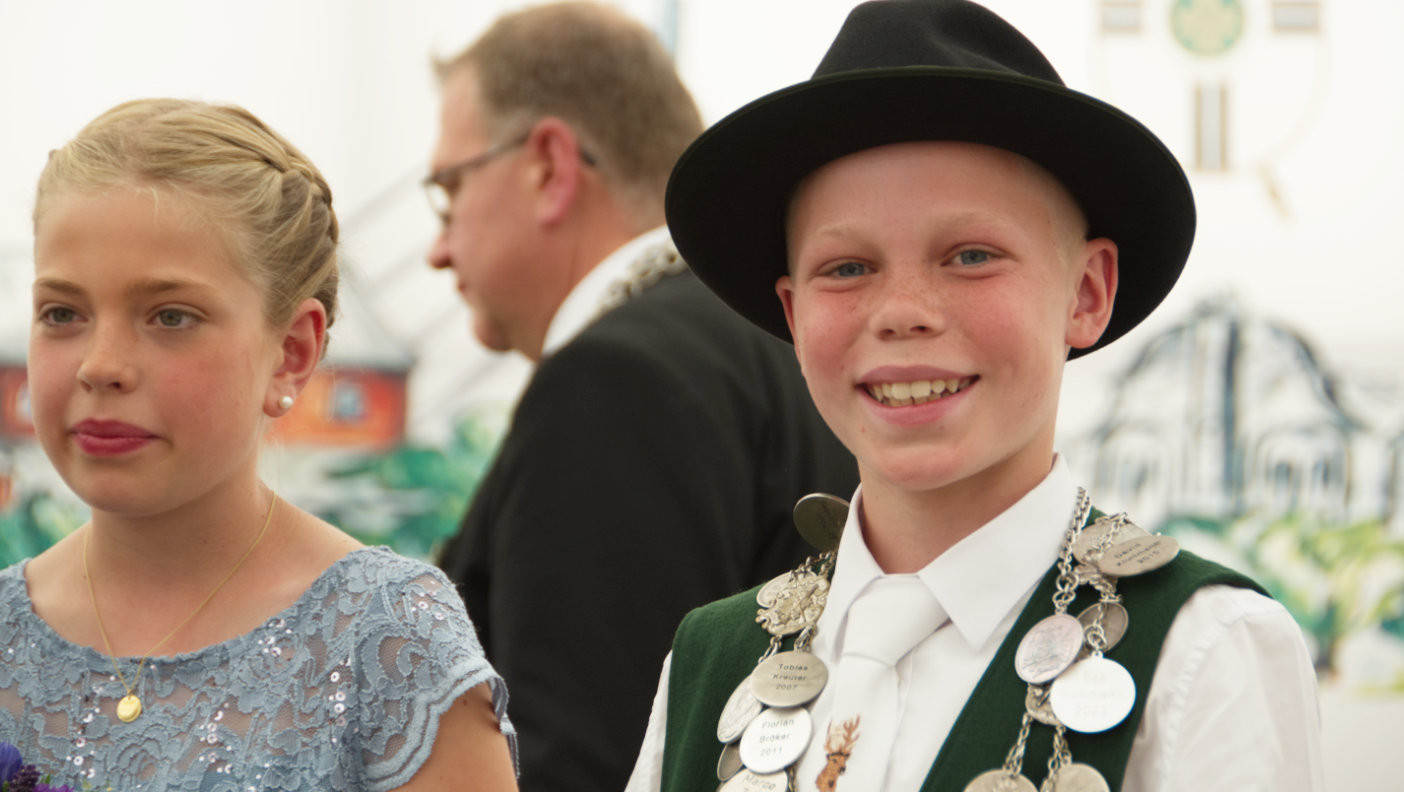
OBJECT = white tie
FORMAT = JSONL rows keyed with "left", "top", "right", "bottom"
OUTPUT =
{"left": 815, "top": 575, "right": 947, "bottom": 792}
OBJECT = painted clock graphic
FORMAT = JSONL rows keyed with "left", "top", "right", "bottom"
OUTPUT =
{"left": 1093, "top": 0, "right": 1327, "bottom": 214}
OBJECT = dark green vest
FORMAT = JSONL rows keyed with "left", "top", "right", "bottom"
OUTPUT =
{"left": 660, "top": 550, "right": 1262, "bottom": 792}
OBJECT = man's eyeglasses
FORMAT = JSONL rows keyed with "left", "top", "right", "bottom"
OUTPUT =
{"left": 423, "top": 134, "right": 599, "bottom": 223}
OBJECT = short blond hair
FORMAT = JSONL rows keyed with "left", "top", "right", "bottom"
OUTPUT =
{"left": 437, "top": 1, "right": 702, "bottom": 225}
{"left": 34, "top": 98, "right": 339, "bottom": 335}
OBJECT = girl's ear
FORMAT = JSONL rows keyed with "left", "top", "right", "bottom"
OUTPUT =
{"left": 265, "top": 297, "right": 327, "bottom": 417}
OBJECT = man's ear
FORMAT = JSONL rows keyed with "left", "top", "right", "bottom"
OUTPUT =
{"left": 524, "top": 116, "right": 586, "bottom": 227}
{"left": 265, "top": 297, "right": 327, "bottom": 417}
{"left": 1066, "top": 237, "right": 1118, "bottom": 351}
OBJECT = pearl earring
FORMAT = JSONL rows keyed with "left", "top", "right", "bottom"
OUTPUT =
{"left": 278, "top": 395, "right": 294, "bottom": 411}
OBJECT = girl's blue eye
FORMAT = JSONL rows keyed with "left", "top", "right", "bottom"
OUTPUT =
{"left": 955, "top": 250, "right": 990, "bottom": 267}
{"left": 832, "top": 261, "right": 869, "bottom": 278}
{"left": 40, "top": 307, "right": 76, "bottom": 325}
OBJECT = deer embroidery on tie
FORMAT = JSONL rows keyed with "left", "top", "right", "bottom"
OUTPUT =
{"left": 816, "top": 716, "right": 861, "bottom": 791}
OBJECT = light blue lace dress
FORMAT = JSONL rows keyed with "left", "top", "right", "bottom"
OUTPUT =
{"left": 0, "top": 546, "right": 516, "bottom": 791}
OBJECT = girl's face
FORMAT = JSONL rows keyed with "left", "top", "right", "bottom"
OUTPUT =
{"left": 28, "top": 186, "right": 284, "bottom": 518}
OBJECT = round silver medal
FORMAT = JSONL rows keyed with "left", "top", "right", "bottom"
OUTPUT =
{"left": 750, "top": 650, "right": 829, "bottom": 708}
{"left": 719, "top": 768, "right": 789, "bottom": 792}
{"left": 717, "top": 674, "right": 764, "bottom": 743}
{"left": 1095, "top": 534, "right": 1179, "bottom": 577}
{"left": 792, "top": 493, "right": 849, "bottom": 553}
{"left": 1049, "top": 762, "right": 1111, "bottom": 792}
{"left": 716, "top": 742, "right": 744, "bottom": 781}
{"left": 1048, "top": 656, "right": 1136, "bottom": 733}
{"left": 1014, "top": 613, "right": 1085, "bottom": 684}
{"left": 1076, "top": 601, "right": 1129, "bottom": 653}
{"left": 962, "top": 769, "right": 1038, "bottom": 792}
{"left": 738, "top": 706, "right": 812, "bottom": 774}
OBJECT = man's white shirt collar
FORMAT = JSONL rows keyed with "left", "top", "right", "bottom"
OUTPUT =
{"left": 540, "top": 225, "right": 673, "bottom": 357}
{"left": 823, "top": 455, "right": 1078, "bottom": 653}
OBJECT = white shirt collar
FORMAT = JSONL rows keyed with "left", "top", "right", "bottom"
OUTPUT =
{"left": 540, "top": 225, "right": 673, "bottom": 357}
{"left": 824, "top": 455, "right": 1078, "bottom": 653}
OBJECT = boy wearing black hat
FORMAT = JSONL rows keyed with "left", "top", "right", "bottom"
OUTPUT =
{"left": 626, "top": 1, "right": 1323, "bottom": 791}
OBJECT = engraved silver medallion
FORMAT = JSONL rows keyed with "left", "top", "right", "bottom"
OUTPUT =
{"left": 750, "top": 650, "right": 828, "bottom": 708}
{"left": 717, "top": 741, "right": 744, "bottom": 781}
{"left": 756, "top": 571, "right": 792, "bottom": 609}
{"left": 1095, "top": 534, "right": 1179, "bottom": 577}
{"left": 1049, "top": 762, "right": 1111, "bottom": 792}
{"left": 717, "top": 674, "right": 764, "bottom": 743}
{"left": 1014, "top": 613, "right": 1085, "bottom": 684}
{"left": 1076, "top": 601, "right": 1129, "bottom": 653}
{"left": 756, "top": 571, "right": 829, "bottom": 637}
{"left": 1071, "top": 517, "right": 1147, "bottom": 563}
{"left": 792, "top": 493, "right": 849, "bottom": 553}
{"left": 738, "top": 706, "right": 812, "bottom": 774}
{"left": 962, "top": 769, "right": 1038, "bottom": 792}
{"left": 719, "top": 767, "right": 789, "bottom": 792}
{"left": 1048, "top": 656, "right": 1136, "bottom": 733}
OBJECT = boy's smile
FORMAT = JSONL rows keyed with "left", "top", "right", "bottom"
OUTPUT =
{"left": 777, "top": 141, "right": 1116, "bottom": 516}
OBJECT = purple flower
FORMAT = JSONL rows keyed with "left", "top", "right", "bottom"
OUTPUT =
{"left": 34, "top": 784, "right": 75, "bottom": 792}
{"left": 0, "top": 742, "right": 21, "bottom": 784}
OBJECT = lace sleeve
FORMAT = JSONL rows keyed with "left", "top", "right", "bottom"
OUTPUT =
{"left": 351, "top": 559, "right": 517, "bottom": 791}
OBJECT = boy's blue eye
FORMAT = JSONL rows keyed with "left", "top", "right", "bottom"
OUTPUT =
{"left": 155, "top": 309, "right": 191, "bottom": 328}
{"left": 832, "top": 261, "right": 869, "bottom": 278}
{"left": 955, "top": 250, "right": 990, "bottom": 267}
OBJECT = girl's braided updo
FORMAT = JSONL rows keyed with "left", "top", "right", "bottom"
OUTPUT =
{"left": 34, "top": 98, "right": 339, "bottom": 337}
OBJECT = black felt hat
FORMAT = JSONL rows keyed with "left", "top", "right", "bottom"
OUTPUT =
{"left": 665, "top": 0, "right": 1195, "bottom": 357}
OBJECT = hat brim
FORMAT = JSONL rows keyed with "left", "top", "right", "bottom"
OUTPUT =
{"left": 665, "top": 67, "right": 1195, "bottom": 358}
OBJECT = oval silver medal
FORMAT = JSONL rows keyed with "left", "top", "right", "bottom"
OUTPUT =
{"left": 792, "top": 493, "right": 849, "bottom": 553}
{"left": 738, "top": 706, "right": 812, "bottom": 774}
{"left": 717, "top": 674, "right": 763, "bottom": 743}
{"left": 962, "top": 769, "right": 1038, "bottom": 792}
{"left": 750, "top": 650, "right": 828, "bottom": 708}
{"left": 1048, "top": 655, "right": 1136, "bottom": 733}
{"left": 719, "top": 768, "right": 789, "bottom": 792}
{"left": 1015, "top": 613, "right": 1085, "bottom": 684}
{"left": 1096, "top": 534, "right": 1179, "bottom": 577}
{"left": 717, "top": 742, "right": 744, "bottom": 781}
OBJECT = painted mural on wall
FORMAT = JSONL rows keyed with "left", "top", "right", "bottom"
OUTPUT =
{"left": 1067, "top": 295, "right": 1404, "bottom": 690}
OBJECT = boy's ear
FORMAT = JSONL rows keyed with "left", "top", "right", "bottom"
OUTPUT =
{"left": 1065, "top": 237, "right": 1119, "bottom": 351}
{"left": 525, "top": 116, "right": 585, "bottom": 228}
{"left": 776, "top": 274, "right": 801, "bottom": 352}
{"left": 265, "top": 297, "right": 327, "bottom": 418}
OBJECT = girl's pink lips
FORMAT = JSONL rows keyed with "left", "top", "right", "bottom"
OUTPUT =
{"left": 70, "top": 419, "right": 157, "bottom": 456}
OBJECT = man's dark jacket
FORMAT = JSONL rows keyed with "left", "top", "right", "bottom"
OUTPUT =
{"left": 439, "top": 269, "right": 857, "bottom": 792}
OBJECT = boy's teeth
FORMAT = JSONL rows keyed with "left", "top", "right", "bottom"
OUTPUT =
{"left": 868, "top": 377, "right": 969, "bottom": 405}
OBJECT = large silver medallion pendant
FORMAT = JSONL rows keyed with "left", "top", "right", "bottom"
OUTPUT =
{"left": 756, "top": 571, "right": 828, "bottom": 636}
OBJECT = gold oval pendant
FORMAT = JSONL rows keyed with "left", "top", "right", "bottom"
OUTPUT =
{"left": 116, "top": 694, "right": 143, "bottom": 723}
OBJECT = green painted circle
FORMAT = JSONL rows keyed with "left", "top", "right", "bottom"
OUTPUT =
{"left": 1171, "top": 0, "right": 1245, "bottom": 57}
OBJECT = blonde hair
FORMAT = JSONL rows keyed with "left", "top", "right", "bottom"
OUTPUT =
{"left": 436, "top": 1, "right": 702, "bottom": 226}
{"left": 34, "top": 98, "right": 339, "bottom": 334}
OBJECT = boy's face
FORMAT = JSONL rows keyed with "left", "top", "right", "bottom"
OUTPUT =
{"left": 777, "top": 141, "right": 1117, "bottom": 504}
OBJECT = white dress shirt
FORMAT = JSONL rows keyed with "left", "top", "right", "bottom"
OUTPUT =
{"left": 625, "top": 456, "right": 1324, "bottom": 791}
{"left": 539, "top": 225, "right": 673, "bottom": 358}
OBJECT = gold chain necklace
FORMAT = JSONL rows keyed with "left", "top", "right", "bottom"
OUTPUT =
{"left": 82, "top": 492, "right": 278, "bottom": 723}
